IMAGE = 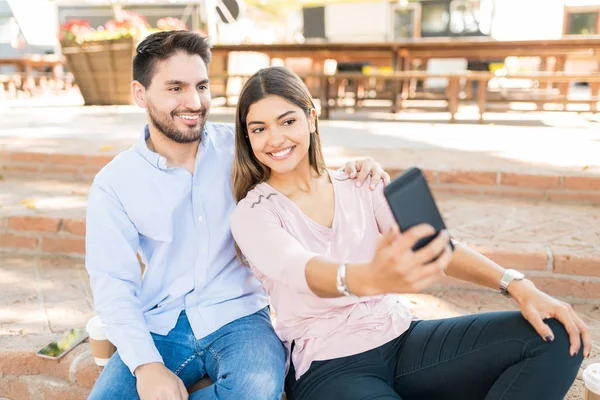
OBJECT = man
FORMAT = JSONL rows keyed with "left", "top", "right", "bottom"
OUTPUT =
{"left": 86, "top": 30, "right": 389, "bottom": 400}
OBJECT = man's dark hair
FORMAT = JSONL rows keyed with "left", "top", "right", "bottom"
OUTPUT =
{"left": 133, "top": 30, "right": 211, "bottom": 88}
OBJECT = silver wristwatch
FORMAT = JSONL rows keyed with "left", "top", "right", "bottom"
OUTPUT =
{"left": 499, "top": 269, "right": 525, "bottom": 298}
{"left": 336, "top": 263, "right": 354, "bottom": 297}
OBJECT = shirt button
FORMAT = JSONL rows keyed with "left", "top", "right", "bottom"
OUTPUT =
{"left": 202, "top": 248, "right": 207, "bottom": 254}
{"left": 198, "top": 216, "right": 203, "bottom": 222}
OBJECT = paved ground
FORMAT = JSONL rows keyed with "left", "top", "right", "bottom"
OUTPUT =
{"left": 0, "top": 178, "right": 89, "bottom": 220}
{"left": 1, "top": 103, "right": 600, "bottom": 177}
{"left": 0, "top": 253, "right": 597, "bottom": 399}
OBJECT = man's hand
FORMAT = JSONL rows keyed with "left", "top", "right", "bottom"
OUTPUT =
{"left": 343, "top": 158, "right": 391, "bottom": 190}
{"left": 135, "top": 362, "right": 188, "bottom": 400}
{"left": 509, "top": 280, "right": 591, "bottom": 358}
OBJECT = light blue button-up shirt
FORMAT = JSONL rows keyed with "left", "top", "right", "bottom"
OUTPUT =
{"left": 85, "top": 122, "right": 269, "bottom": 374}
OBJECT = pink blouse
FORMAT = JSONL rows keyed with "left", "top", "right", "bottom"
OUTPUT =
{"left": 230, "top": 170, "right": 415, "bottom": 380}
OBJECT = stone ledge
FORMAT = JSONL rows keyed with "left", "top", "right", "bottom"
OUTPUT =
{"left": 1, "top": 149, "right": 600, "bottom": 204}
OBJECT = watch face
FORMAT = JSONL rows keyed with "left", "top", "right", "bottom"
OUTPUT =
{"left": 509, "top": 269, "right": 525, "bottom": 280}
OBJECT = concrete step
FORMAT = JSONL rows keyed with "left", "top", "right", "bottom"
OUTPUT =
{"left": 1, "top": 148, "right": 599, "bottom": 204}
{"left": 1, "top": 106, "right": 599, "bottom": 204}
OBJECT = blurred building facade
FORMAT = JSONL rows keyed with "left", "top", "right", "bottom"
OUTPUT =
{"left": 0, "top": 0, "right": 58, "bottom": 59}
{"left": 300, "top": 0, "right": 600, "bottom": 42}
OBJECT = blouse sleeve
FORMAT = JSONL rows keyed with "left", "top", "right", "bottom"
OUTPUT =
{"left": 231, "top": 202, "right": 320, "bottom": 294}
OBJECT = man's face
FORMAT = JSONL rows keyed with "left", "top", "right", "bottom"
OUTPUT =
{"left": 138, "top": 51, "right": 211, "bottom": 143}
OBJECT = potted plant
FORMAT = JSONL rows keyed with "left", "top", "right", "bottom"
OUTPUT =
{"left": 59, "top": 9, "right": 190, "bottom": 105}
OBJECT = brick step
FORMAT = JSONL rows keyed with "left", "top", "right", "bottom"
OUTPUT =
{"left": 0, "top": 336, "right": 97, "bottom": 400}
{"left": 1, "top": 149, "right": 599, "bottom": 204}
{"left": 0, "top": 284, "right": 597, "bottom": 399}
{"left": 0, "top": 338, "right": 214, "bottom": 399}
{"left": 0, "top": 254, "right": 208, "bottom": 399}
{"left": 329, "top": 147, "right": 600, "bottom": 204}
{"left": 0, "top": 178, "right": 88, "bottom": 259}
{"left": 1, "top": 177, "right": 599, "bottom": 300}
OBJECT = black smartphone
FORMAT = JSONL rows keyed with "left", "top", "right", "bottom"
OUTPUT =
{"left": 383, "top": 167, "right": 453, "bottom": 254}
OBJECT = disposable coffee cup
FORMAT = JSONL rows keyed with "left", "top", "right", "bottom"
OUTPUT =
{"left": 584, "top": 363, "right": 600, "bottom": 400}
{"left": 86, "top": 316, "right": 116, "bottom": 367}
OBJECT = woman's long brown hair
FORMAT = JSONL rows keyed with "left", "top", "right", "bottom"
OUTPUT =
{"left": 232, "top": 66, "right": 327, "bottom": 203}
{"left": 231, "top": 67, "right": 327, "bottom": 261}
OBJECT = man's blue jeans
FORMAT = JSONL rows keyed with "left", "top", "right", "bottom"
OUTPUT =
{"left": 88, "top": 307, "right": 286, "bottom": 400}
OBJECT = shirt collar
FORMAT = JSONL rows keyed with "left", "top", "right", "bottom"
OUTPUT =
{"left": 136, "top": 124, "right": 210, "bottom": 171}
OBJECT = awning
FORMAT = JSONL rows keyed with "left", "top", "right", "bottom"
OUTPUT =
{"left": 6, "top": 0, "right": 58, "bottom": 47}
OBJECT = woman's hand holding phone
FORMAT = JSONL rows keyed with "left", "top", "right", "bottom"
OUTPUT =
{"left": 348, "top": 224, "right": 453, "bottom": 296}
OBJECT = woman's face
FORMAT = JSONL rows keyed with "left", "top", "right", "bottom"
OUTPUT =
{"left": 245, "top": 95, "right": 315, "bottom": 175}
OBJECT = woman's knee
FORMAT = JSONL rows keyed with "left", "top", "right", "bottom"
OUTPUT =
{"left": 487, "top": 313, "right": 582, "bottom": 379}
{"left": 544, "top": 318, "right": 584, "bottom": 367}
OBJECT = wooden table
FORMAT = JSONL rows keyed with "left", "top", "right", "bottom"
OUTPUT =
{"left": 210, "top": 37, "right": 600, "bottom": 74}
{"left": 0, "top": 55, "right": 64, "bottom": 72}
{"left": 0, "top": 55, "right": 66, "bottom": 94}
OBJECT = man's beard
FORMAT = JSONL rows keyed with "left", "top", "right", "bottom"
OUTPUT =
{"left": 147, "top": 102, "right": 207, "bottom": 144}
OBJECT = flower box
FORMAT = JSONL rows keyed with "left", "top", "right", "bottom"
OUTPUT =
{"left": 60, "top": 36, "right": 136, "bottom": 105}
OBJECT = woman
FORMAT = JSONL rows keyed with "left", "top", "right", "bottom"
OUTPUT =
{"left": 230, "top": 66, "right": 589, "bottom": 400}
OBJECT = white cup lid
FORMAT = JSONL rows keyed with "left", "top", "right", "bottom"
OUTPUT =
{"left": 86, "top": 315, "right": 108, "bottom": 337}
{"left": 584, "top": 363, "right": 600, "bottom": 394}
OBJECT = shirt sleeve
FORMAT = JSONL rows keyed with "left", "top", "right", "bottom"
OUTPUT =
{"left": 231, "top": 202, "right": 320, "bottom": 294}
{"left": 372, "top": 182, "right": 397, "bottom": 234}
{"left": 85, "top": 181, "right": 163, "bottom": 375}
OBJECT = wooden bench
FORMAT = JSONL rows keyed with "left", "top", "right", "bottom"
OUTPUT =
{"left": 480, "top": 73, "right": 600, "bottom": 115}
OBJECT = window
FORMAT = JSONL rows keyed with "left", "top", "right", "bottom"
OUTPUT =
{"left": 421, "top": 2, "right": 450, "bottom": 35}
{"left": 449, "top": 1, "right": 479, "bottom": 34}
{"left": 567, "top": 12, "right": 598, "bottom": 35}
{"left": 420, "top": 0, "right": 489, "bottom": 37}
{"left": 392, "top": 3, "right": 421, "bottom": 39}
{"left": 394, "top": 9, "right": 416, "bottom": 39}
{"left": 564, "top": 7, "right": 600, "bottom": 36}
